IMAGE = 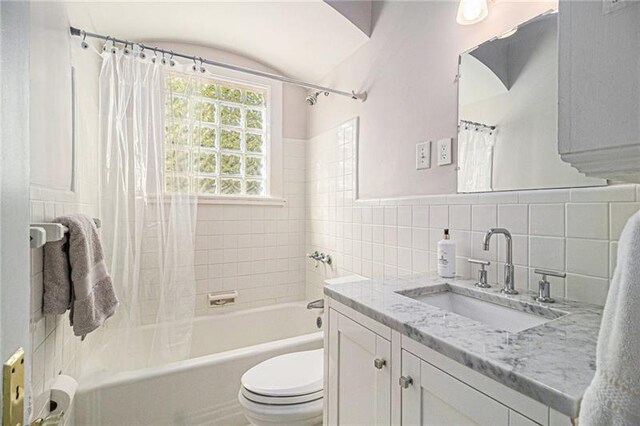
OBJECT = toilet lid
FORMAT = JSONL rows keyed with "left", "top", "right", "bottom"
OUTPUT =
{"left": 241, "top": 349, "right": 323, "bottom": 397}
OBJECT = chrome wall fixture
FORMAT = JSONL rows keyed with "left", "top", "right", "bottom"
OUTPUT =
{"left": 306, "top": 251, "right": 332, "bottom": 267}
{"left": 69, "top": 26, "right": 367, "bottom": 104}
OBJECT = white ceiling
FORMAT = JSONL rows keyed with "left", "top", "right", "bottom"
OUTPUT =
{"left": 66, "top": 1, "right": 370, "bottom": 81}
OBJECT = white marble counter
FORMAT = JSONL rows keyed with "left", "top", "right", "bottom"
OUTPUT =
{"left": 324, "top": 273, "right": 603, "bottom": 418}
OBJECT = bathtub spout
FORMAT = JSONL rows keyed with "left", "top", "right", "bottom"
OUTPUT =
{"left": 307, "top": 299, "right": 324, "bottom": 310}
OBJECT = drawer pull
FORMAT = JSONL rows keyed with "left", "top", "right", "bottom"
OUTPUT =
{"left": 399, "top": 375, "right": 413, "bottom": 389}
{"left": 374, "top": 358, "right": 386, "bottom": 369}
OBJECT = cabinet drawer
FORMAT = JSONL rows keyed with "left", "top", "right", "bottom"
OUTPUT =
{"left": 401, "top": 349, "right": 509, "bottom": 426}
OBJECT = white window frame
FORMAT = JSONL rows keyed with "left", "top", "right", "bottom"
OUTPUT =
{"left": 165, "top": 66, "right": 284, "bottom": 206}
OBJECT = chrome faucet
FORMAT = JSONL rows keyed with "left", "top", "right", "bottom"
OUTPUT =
{"left": 482, "top": 228, "right": 517, "bottom": 295}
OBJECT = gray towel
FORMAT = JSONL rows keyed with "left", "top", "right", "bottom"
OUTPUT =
{"left": 43, "top": 214, "right": 118, "bottom": 337}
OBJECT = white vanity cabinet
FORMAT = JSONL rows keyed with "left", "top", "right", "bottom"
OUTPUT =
{"left": 327, "top": 308, "right": 391, "bottom": 425}
{"left": 558, "top": 0, "right": 640, "bottom": 181}
{"left": 401, "top": 349, "right": 509, "bottom": 426}
{"left": 325, "top": 298, "right": 574, "bottom": 426}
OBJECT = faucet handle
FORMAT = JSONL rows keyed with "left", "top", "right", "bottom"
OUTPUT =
{"left": 534, "top": 269, "right": 566, "bottom": 303}
{"left": 534, "top": 269, "right": 566, "bottom": 280}
{"left": 468, "top": 259, "right": 491, "bottom": 288}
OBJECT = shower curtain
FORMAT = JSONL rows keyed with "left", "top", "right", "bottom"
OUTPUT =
{"left": 97, "top": 42, "right": 199, "bottom": 370}
{"left": 457, "top": 124, "right": 496, "bottom": 192}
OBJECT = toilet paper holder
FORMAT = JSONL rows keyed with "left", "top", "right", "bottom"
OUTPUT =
{"left": 30, "top": 411, "right": 64, "bottom": 426}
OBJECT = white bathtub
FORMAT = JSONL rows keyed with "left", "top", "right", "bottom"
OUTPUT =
{"left": 74, "top": 302, "right": 323, "bottom": 426}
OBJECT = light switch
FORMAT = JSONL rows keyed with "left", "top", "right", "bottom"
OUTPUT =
{"left": 437, "top": 138, "right": 452, "bottom": 166}
{"left": 416, "top": 141, "right": 431, "bottom": 170}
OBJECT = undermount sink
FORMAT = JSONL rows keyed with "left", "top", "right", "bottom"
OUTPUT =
{"left": 399, "top": 286, "right": 567, "bottom": 333}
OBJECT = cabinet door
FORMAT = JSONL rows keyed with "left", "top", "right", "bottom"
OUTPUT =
{"left": 400, "top": 350, "right": 509, "bottom": 426}
{"left": 328, "top": 309, "right": 391, "bottom": 425}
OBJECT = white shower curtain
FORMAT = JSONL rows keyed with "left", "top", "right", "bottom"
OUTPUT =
{"left": 457, "top": 124, "right": 496, "bottom": 192}
{"left": 97, "top": 43, "right": 199, "bottom": 370}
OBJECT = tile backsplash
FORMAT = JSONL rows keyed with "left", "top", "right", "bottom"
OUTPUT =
{"left": 305, "top": 119, "right": 640, "bottom": 307}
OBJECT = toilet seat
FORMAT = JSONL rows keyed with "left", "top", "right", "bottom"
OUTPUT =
{"left": 241, "top": 387, "right": 323, "bottom": 405}
{"left": 240, "top": 349, "right": 323, "bottom": 398}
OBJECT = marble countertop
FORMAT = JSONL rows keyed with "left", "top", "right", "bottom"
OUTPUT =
{"left": 324, "top": 274, "right": 603, "bottom": 418}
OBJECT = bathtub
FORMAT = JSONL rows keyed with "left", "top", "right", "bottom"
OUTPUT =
{"left": 74, "top": 302, "right": 323, "bottom": 426}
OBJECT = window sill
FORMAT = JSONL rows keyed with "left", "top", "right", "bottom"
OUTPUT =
{"left": 197, "top": 195, "right": 287, "bottom": 206}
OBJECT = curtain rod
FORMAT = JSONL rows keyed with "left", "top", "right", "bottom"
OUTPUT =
{"left": 69, "top": 26, "right": 367, "bottom": 102}
{"left": 459, "top": 119, "right": 496, "bottom": 130}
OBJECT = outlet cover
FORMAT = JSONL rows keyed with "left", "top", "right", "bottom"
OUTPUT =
{"left": 437, "top": 138, "right": 452, "bottom": 166}
{"left": 416, "top": 141, "right": 431, "bottom": 170}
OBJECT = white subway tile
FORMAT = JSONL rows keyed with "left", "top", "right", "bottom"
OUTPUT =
{"left": 529, "top": 204, "right": 565, "bottom": 237}
{"left": 412, "top": 206, "right": 429, "bottom": 228}
{"left": 497, "top": 204, "right": 528, "bottom": 235}
{"left": 566, "top": 203, "right": 608, "bottom": 239}
{"left": 566, "top": 274, "right": 609, "bottom": 305}
{"left": 518, "top": 188, "right": 570, "bottom": 204}
{"left": 429, "top": 205, "right": 449, "bottom": 229}
{"left": 449, "top": 205, "right": 471, "bottom": 231}
{"left": 570, "top": 185, "right": 635, "bottom": 202}
{"left": 397, "top": 207, "right": 411, "bottom": 227}
{"left": 384, "top": 207, "right": 397, "bottom": 226}
{"left": 412, "top": 228, "right": 429, "bottom": 251}
{"left": 529, "top": 236, "right": 565, "bottom": 271}
{"left": 566, "top": 238, "right": 609, "bottom": 278}
{"left": 398, "top": 227, "right": 412, "bottom": 248}
{"left": 471, "top": 205, "right": 496, "bottom": 231}
{"left": 610, "top": 202, "right": 640, "bottom": 240}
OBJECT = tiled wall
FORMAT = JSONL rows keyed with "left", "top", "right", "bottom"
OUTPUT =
{"left": 27, "top": 37, "right": 102, "bottom": 421}
{"left": 193, "top": 138, "right": 307, "bottom": 315}
{"left": 305, "top": 119, "right": 640, "bottom": 306}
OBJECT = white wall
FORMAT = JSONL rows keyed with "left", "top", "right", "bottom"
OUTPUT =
{"left": 308, "top": 1, "right": 557, "bottom": 198}
{"left": 1, "top": 2, "right": 32, "bottom": 421}
{"left": 28, "top": 2, "right": 103, "bottom": 421}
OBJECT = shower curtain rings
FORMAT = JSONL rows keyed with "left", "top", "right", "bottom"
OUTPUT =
{"left": 192, "top": 57, "right": 198, "bottom": 72}
{"left": 151, "top": 48, "right": 158, "bottom": 63}
{"left": 80, "top": 31, "right": 89, "bottom": 50}
{"left": 160, "top": 51, "right": 168, "bottom": 65}
{"left": 138, "top": 44, "right": 146, "bottom": 60}
{"left": 169, "top": 51, "right": 176, "bottom": 67}
{"left": 199, "top": 58, "right": 206, "bottom": 73}
{"left": 123, "top": 42, "right": 131, "bottom": 56}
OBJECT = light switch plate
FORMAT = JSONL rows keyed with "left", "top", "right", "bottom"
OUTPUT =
{"left": 416, "top": 141, "right": 431, "bottom": 170}
{"left": 437, "top": 138, "right": 452, "bottom": 166}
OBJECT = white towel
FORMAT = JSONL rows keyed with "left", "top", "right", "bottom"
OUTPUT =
{"left": 580, "top": 210, "right": 640, "bottom": 425}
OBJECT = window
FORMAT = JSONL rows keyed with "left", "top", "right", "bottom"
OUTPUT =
{"left": 164, "top": 72, "right": 269, "bottom": 197}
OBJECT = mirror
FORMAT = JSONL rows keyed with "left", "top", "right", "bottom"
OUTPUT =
{"left": 457, "top": 11, "right": 605, "bottom": 193}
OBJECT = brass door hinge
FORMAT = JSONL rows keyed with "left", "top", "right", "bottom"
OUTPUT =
{"left": 3, "top": 347, "right": 25, "bottom": 426}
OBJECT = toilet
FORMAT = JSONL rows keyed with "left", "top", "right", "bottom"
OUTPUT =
{"left": 238, "top": 349, "right": 324, "bottom": 426}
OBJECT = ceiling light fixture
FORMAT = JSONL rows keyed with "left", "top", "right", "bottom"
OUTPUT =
{"left": 456, "top": 0, "right": 489, "bottom": 26}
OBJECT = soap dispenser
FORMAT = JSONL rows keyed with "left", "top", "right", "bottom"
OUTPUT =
{"left": 437, "top": 229, "right": 456, "bottom": 278}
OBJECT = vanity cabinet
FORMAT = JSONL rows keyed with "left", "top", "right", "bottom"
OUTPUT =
{"left": 327, "top": 309, "right": 391, "bottom": 425}
{"left": 325, "top": 298, "right": 574, "bottom": 426}
{"left": 401, "top": 350, "right": 509, "bottom": 426}
{"left": 558, "top": 0, "right": 640, "bottom": 181}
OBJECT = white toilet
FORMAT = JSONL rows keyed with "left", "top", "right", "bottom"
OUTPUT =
{"left": 238, "top": 349, "right": 324, "bottom": 426}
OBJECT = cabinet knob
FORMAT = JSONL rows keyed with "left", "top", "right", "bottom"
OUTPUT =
{"left": 373, "top": 358, "right": 386, "bottom": 369}
{"left": 399, "top": 375, "right": 413, "bottom": 389}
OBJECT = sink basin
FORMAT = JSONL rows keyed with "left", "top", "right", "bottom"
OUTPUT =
{"left": 400, "top": 287, "right": 566, "bottom": 333}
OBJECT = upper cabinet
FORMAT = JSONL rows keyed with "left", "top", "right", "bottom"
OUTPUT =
{"left": 558, "top": 0, "right": 640, "bottom": 181}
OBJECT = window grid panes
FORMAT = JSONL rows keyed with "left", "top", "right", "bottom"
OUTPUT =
{"left": 164, "top": 72, "right": 268, "bottom": 196}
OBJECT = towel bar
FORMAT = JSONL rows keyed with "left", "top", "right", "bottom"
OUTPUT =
{"left": 29, "top": 218, "right": 101, "bottom": 249}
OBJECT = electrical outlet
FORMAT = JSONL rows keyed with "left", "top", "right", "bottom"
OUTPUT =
{"left": 437, "top": 138, "right": 452, "bottom": 166}
{"left": 416, "top": 141, "right": 431, "bottom": 170}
